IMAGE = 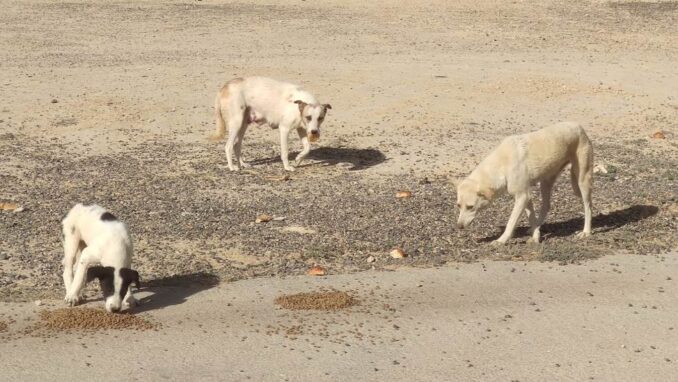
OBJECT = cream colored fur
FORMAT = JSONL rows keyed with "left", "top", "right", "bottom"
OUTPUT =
{"left": 456, "top": 121, "right": 594, "bottom": 244}
{"left": 211, "top": 76, "right": 331, "bottom": 172}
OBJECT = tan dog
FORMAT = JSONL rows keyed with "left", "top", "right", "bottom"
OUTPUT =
{"left": 456, "top": 121, "right": 593, "bottom": 244}
{"left": 210, "top": 76, "right": 331, "bottom": 172}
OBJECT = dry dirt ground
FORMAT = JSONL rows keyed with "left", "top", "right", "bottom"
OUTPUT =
{"left": 1, "top": 254, "right": 677, "bottom": 381}
{"left": 0, "top": 0, "right": 676, "bottom": 301}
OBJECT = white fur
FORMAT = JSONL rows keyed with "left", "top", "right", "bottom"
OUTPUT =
{"left": 211, "top": 76, "right": 331, "bottom": 171}
{"left": 456, "top": 121, "right": 594, "bottom": 244}
{"left": 62, "top": 204, "right": 135, "bottom": 312}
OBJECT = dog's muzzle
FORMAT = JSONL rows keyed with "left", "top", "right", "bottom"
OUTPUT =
{"left": 309, "top": 131, "right": 320, "bottom": 142}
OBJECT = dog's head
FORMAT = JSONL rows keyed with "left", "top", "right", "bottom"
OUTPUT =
{"left": 87, "top": 266, "right": 140, "bottom": 313}
{"left": 455, "top": 178, "right": 493, "bottom": 229}
{"left": 294, "top": 100, "right": 331, "bottom": 142}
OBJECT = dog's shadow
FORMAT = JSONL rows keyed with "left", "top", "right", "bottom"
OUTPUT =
{"left": 249, "top": 147, "right": 386, "bottom": 171}
{"left": 132, "top": 272, "right": 220, "bottom": 313}
{"left": 480, "top": 204, "right": 659, "bottom": 242}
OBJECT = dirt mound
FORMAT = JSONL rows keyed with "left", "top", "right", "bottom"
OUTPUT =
{"left": 33, "top": 308, "right": 156, "bottom": 332}
{"left": 274, "top": 290, "right": 357, "bottom": 311}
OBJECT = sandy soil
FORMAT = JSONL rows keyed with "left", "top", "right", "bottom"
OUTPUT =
{"left": 0, "top": 0, "right": 677, "bottom": 379}
{"left": 1, "top": 0, "right": 676, "bottom": 300}
{"left": 1, "top": 254, "right": 677, "bottom": 381}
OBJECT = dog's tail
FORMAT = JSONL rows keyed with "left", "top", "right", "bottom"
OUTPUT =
{"left": 570, "top": 126, "right": 594, "bottom": 199}
{"left": 209, "top": 88, "right": 227, "bottom": 141}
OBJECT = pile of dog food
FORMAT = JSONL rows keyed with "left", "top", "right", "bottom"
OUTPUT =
{"left": 274, "top": 290, "right": 357, "bottom": 311}
{"left": 35, "top": 308, "right": 156, "bottom": 331}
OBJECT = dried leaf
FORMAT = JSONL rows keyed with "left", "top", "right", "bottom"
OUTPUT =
{"left": 390, "top": 248, "right": 407, "bottom": 258}
{"left": 307, "top": 265, "right": 326, "bottom": 276}
{"left": 255, "top": 214, "right": 273, "bottom": 223}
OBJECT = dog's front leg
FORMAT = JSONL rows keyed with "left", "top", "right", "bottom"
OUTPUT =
{"left": 494, "top": 193, "right": 528, "bottom": 245}
{"left": 122, "top": 289, "right": 138, "bottom": 309}
{"left": 64, "top": 247, "right": 96, "bottom": 306}
{"left": 295, "top": 127, "right": 311, "bottom": 166}
{"left": 279, "top": 124, "right": 295, "bottom": 171}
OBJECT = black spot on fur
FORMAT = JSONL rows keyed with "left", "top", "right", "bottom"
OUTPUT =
{"left": 100, "top": 212, "right": 117, "bottom": 221}
{"left": 86, "top": 266, "right": 115, "bottom": 298}
{"left": 86, "top": 266, "right": 140, "bottom": 302}
{"left": 119, "top": 268, "right": 140, "bottom": 300}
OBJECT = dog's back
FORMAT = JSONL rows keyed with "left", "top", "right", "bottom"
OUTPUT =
{"left": 62, "top": 204, "right": 132, "bottom": 267}
{"left": 511, "top": 121, "right": 591, "bottom": 182}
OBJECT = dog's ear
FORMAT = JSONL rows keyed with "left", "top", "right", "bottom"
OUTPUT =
{"left": 120, "top": 268, "right": 141, "bottom": 289}
{"left": 294, "top": 100, "right": 307, "bottom": 114}
{"left": 477, "top": 188, "right": 495, "bottom": 201}
{"left": 87, "top": 266, "right": 114, "bottom": 283}
{"left": 323, "top": 103, "right": 332, "bottom": 110}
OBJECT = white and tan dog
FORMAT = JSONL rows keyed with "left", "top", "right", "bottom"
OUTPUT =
{"left": 456, "top": 121, "right": 594, "bottom": 244}
{"left": 210, "top": 76, "right": 332, "bottom": 172}
{"left": 62, "top": 204, "right": 139, "bottom": 312}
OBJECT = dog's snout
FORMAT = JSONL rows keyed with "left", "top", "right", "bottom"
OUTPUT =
{"left": 310, "top": 129, "right": 319, "bottom": 134}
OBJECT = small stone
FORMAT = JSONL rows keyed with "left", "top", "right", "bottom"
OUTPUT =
{"left": 307, "top": 265, "right": 326, "bottom": 276}
{"left": 255, "top": 214, "right": 272, "bottom": 223}
{"left": 34, "top": 300, "right": 42, "bottom": 306}
{"left": 593, "top": 164, "right": 608, "bottom": 174}
{"left": 395, "top": 191, "right": 412, "bottom": 199}
{"left": 51, "top": 99, "right": 58, "bottom": 103}
{"left": 366, "top": 256, "right": 376, "bottom": 263}
{"left": 652, "top": 131, "right": 666, "bottom": 139}
{"left": 336, "top": 162, "right": 353, "bottom": 169}
{"left": 390, "top": 248, "right": 407, "bottom": 259}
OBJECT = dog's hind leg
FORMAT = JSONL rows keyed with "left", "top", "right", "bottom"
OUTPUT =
{"left": 235, "top": 122, "right": 251, "bottom": 168}
{"left": 573, "top": 141, "right": 594, "bottom": 238}
{"left": 494, "top": 193, "right": 528, "bottom": 245}
{"left": 62, "top": 224, "right": 82, "bottom": 291}
{"left": 294, "top": 127, "right": 311, "bottom": 166}
{"left": 225, "top": 106, "right": 246, "bottom": 172}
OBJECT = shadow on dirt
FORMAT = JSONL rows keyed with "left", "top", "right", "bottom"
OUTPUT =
{"left": 480, "top": 204, "right": 659, "bottom": 242}
{"left": 133, "top": 272, "right": 221, "bottom": 313}
{"left": 249, "top": 147, "right": 386, "bottom": 171}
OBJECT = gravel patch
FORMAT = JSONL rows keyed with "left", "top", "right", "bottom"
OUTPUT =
{"left": 0, "top": 135, "right": 675, "bottom": 301}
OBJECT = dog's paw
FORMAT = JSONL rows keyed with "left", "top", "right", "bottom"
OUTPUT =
{"left": 239, "top": 161, "right": 252, "bottom": 169}
{"left": 284, "top": 165, "right": 296, "bottom": 172}
{"left": 229, "top": 166, "right": 240, "bottom": 172}
{"left": 491, "top": 239, "right": 507, "bottom": 246}
{"left": 64, "top": 294, "right": 80, "bottom": 307}
{"left": 576, "top": 231, "right": 591, "bottom": 239}
{"left": 527, "top": 236, "right": 541, "bottom": 244}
